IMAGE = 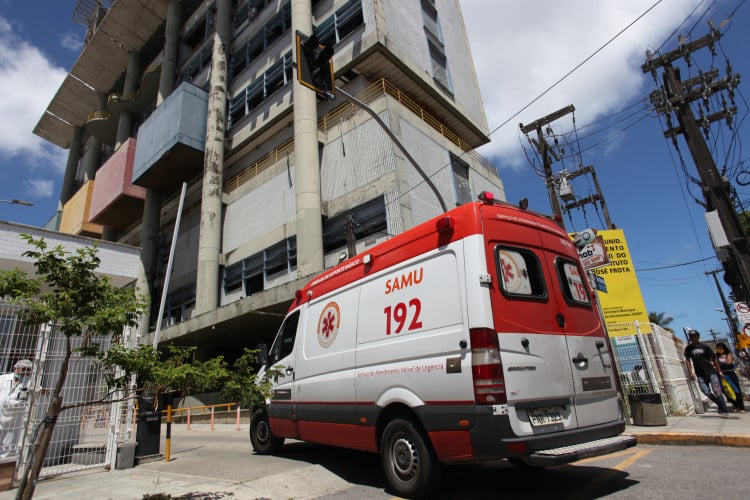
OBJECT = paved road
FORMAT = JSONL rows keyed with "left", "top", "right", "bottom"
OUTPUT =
{"left": 4, "top": 424, "right": 750, "bottom": 499}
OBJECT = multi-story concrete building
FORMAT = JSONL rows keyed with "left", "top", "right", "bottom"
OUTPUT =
{"left": 34, "top": 0, "right": 504, "bottom": 359}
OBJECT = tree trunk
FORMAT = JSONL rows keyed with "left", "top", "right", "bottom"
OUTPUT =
{"left": 16, "top": 336, "right": 71, "bottom": 500}
{"left": 15, "top": 397, "right": 61, "bottom": 500}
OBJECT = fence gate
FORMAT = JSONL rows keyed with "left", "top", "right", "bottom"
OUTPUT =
{"left": 1, "top": 300, "right": 133, "bottom": 484}
{"left": 610, "top": 321, "right": 699, "bottom": 416}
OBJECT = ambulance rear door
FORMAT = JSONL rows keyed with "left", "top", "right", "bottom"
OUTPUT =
{"left": 482, "top": 208, "right": 581, "bottom": 436}
{"left": 537, "top": 231, "right": 619, "bottom": 428}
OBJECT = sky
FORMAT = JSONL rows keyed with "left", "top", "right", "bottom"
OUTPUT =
{"left": 0, "top": 1, "right": 749, "bottom": 340}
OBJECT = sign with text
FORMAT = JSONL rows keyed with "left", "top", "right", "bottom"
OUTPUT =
{"left": 589, "top": 229, "right": 652, "bottom": 336}
{"left": 577, "top": 235, "right": 610, "bottom": 270}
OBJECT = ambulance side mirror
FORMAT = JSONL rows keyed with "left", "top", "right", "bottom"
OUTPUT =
{"left": 257, "top": 343, "right": 269, "bottom": 365}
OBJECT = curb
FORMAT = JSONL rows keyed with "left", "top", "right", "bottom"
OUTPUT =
{"left": 625, "top": 432, "right": 750, "bottom": 447}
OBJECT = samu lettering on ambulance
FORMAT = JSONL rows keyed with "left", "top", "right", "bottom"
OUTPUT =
{"left": 384, "top": 267, "right": 423, "bottom": 294}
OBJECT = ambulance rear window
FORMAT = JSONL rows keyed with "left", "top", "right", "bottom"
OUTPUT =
{"left": 495, "top": 246, "right": 546, "bottom": 299}
{"left": 556, "top": 258, "right": 592, "bottom": 306}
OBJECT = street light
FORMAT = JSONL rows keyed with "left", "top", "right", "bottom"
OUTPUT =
{"left": 0, "top": 198, "right": 33, "bottom": 206}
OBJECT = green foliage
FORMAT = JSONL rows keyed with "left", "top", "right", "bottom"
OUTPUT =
{"left": 219, "top": 348, "right": 282, "bottom": 408}
{"left": 648, "top": 310, "right": 674, "bottom": 333}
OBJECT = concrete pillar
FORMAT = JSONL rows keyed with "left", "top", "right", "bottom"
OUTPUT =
{"left": 59, "top": 126, "right": 83, "bottom": 212}
{"left": 137, "top": 189, "right": 162, "bottom": 333}
{"left": 115, "top": 51, "right": 141, "bottom": 148}
{"left": 158, "top": 0, "right": 182, "bottom": 106}
{"left": 195, "top": 0, "right": 231, "bottom": 314}
{"left": 81, "top": 93, "right": 106, "bottom": 182}
{"left": 292, "top": 0, "right": 324, "bottom": 278}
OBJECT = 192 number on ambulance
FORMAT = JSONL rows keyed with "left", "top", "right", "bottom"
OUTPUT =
{"left": 384, "top": 298, "right": 423, "bottom": 335}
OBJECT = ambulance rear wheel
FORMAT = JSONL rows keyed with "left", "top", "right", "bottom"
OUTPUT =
{"left": 250, "top": 409, "right": 284, "bottom": 454}
{"left": 381, "top": 418, "right": 440, "bottom": 498}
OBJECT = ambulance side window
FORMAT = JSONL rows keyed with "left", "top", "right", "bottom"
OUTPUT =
{"left": 556, "top": 258, "right": 592, "bottom": 306}
{"left": 268, "top": 311, "right": 300, "bottom": 364}
{"left": 495, "top": 246, "right": 546, "bottom": 299}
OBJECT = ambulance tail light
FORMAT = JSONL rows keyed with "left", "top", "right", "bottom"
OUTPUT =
{"left": 470, "top": 328, "right": 506, "bottom": 404}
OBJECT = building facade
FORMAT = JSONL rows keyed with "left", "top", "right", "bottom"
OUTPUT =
{"left": 34, "top": 0, "right": 504, "bottom": 359}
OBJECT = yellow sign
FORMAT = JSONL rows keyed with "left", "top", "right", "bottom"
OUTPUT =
{"left": 589, "top": 229, "right": 652, "bottom": 336}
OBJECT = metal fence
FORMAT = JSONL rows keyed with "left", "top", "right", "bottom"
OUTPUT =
{"left": 0, "top": 300, "right": 135, "bottom": 482}
{"left": 610, "top": 321, "right": 702, "bottom": 417}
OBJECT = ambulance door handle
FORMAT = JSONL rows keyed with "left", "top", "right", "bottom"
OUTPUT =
{"left": 572, "top": 353, "right": 588, "bottom": 365}
{"left": 595, "top": 340, "right": 605, "bottom": 349}
{"left": 556, "top": 313, "right": 565, "bottom": 328}
{"left": 285, "top": 367, "right": 294, "bottom": 376}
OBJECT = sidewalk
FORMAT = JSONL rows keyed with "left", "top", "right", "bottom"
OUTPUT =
{"left": 624, "top": 407, "right": 750, "bottom": 447}
{"left": 1, "top": 412, "right": 748, "bottom": 500}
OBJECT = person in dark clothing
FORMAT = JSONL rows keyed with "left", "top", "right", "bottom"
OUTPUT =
{"left": 684, "top": 330, "right": 729, "bottom": 417}
{"left": 715, "top": 342, "right": 746, "bottom": 412}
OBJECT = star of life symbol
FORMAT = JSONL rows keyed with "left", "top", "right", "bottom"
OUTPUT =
{"left": 317, "top": 302, "right": 341, "bottom": 348}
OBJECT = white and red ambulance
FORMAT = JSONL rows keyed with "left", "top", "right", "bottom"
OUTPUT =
{"left": 250, "top": 192, "right": 636, "bottom": 498}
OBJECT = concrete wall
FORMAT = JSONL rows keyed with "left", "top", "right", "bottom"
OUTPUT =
{"left": 380, "top": 0, "right": 489, "bottom": 134}
{"left": 0, "top": 221, "right": 142, "bottom": 287}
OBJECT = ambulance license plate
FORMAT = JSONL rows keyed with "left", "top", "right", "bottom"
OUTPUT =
{"left": 528, "top": 407, "right": 564, "bottom": 427}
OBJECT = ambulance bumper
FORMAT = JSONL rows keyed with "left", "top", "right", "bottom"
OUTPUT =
{"left": 521, "top": 434, "right": 637, "bottom": 466}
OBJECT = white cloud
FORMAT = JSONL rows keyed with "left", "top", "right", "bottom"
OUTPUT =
{"left": 26, "top": 178, "right": 55, "bottom": 198}
{"left": 460, "top": 0, "right": 704, "bottom": 168}
{"left": 0, "top": 15, "right": 67, "bottom": 163}
{"left": 60, "top": 32, "right": 83, "bottom": 53}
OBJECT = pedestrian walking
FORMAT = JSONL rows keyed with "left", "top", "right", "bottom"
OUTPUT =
{"left": 715, "top": 342, "right": 746, "bottom": 413}
{"left": 683, "top": 330, "right": 730, "bottom": 417}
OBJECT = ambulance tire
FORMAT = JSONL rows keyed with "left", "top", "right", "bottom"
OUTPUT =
{"left": 381, "top": 418, "right": 441, "bottom": 498}
{"left": 250, "top": 408, "right": 284, "bottom": 454}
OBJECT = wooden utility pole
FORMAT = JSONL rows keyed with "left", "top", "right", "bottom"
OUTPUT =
{"left": 560, "top": 165, "right": 615, "bottom": 229}
{"left": 520, "top": 104, "right": 575, "bottom": 229}
{"left": 643, "top": 27, "right": 749, "bottom": 301}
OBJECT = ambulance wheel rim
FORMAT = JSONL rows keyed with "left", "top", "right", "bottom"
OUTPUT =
{"left": 390, "top": 433, "right": 418, "bottom": 481}
{"left": 256, "top": 420, "right": 271, "bottom": 443}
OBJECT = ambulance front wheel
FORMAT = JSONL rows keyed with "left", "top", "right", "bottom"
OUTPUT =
{"left": 381, "top": 418, "right": 441, "bottom": 498}
{"left": 250, "top": 408, "right": 284, "bottom": 454}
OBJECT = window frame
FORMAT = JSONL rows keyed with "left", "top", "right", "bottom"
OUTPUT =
{"left": 494, "top": 245, "right": 548, "bottom": 301}
{"left": 555, "top": 257, "right": 593, "bottom": 308}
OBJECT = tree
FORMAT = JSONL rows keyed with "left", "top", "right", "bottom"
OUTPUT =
{"left": 648, "top": 311, "right": 674, "bottom": 332}
{"left": 0, "top": 235, "right": 280, "bottom": 499}
{"left": 0, "top": 235, "right": 147, "bottom": 499}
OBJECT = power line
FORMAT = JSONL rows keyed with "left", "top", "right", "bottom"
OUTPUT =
{"left": 636, "top": 256, "right": 716, "bottom": 272}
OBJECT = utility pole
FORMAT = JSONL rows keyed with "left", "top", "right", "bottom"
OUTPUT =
{"left": 520, "top": 104, "right": 575, "bottom": 229}
{"left": 559, "top": 165, "right": 615, "bottom": 229}
{"left": 643, "top": 26, "right": 749, "bottom": 302}
{"left": 707, "top": 268, "right": 740, "bottom": 344}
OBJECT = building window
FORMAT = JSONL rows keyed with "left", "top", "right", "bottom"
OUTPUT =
{"left": 421, "top": 0, "right": 453, "bottom": 93}
{"left": 228, "top": 51, "right": 293, "bottom": 128}
{"left": 243, "top": 252, "right": 264, "bottom": 295}
{"left": 451, "top": 154, "right": 472, "bottom": 205}
{"left": 163, "top": 285, "right": 196, "bottom": 326}
{"left": 314, "top": 0, "right": 364, "bottom": 48}
{"left": 224, "top": 237, "right": 297, "bottom": 296}
{"left": 229, "top": 3, "right": 291, "bottom": 79}
{"left": 233, "top": 0, "right": 275, "bottom": 29}
{"left": 323, "top": 197, "right": 387, "bottom": 253}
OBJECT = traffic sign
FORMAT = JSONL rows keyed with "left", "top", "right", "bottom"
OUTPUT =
{"left": 736, "top": 302, "right": 750, "bottom": 326}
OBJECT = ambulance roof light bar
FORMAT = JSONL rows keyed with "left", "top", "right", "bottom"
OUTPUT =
{"left": 478, "top": 191, "right": 529, "bottom": 211}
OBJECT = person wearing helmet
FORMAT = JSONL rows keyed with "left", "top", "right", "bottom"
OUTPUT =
{"left": 684, "top": 330, "right": 729, "bottom": 417}
{"left": 0, "top": 359, "right": 33, "bottom": 458}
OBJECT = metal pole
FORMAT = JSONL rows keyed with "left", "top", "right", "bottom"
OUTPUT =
{"left": 153, "top": 182, "right": 187, "bottom": 348}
